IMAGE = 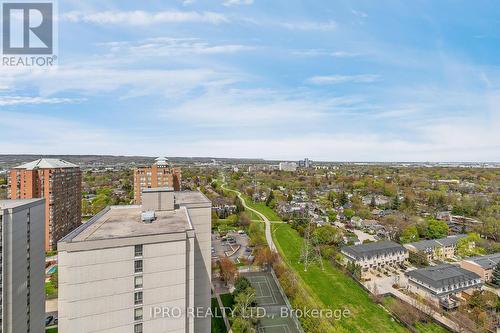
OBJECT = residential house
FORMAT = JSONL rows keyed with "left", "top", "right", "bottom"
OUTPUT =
{"left": 460, "top": 253, "right": 500, "bottom": 283}
{"left": 405, "top": 264, "right": 483, "bottom": 309}
{"left": 404, "top": 235, "right": 469, "bottom": 261}
{"left": 341, "top": 241, "right": 408, "bottom": 277}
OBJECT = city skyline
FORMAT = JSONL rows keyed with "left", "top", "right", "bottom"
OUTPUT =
{"left": 1, "top": 0, "right": 499, "bottom": 161}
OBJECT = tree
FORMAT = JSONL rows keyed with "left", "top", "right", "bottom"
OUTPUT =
{"left": 370, "top": 196, "right": 376, "bottom": 208}
{"left": 254, "top": 248, "right": 278, "bottom": 270}
{"left": 339, "top": 191, "right": 348, "bottom": 206}
{"left": 265, "top": 190, "right": 275, "bottom": 207}
{"left": 219, "top": 257, "right": 237, "bottom": 286}
{"left": 493, "top": 262, "right": 500, "bottom": 286}
{"left": 312, "top": 225, "right": 342, "bottom": 245}
{"left": 456, "top": 233, "right": 482, "bottom": 257}
{"left": 234, "top": 276, "right": 252, "bottom": 296}
{"left": 409, "top": 250, "right": 429, "bottom": 267}
{"left": 400, "top": 225, "right": 419, "bottom": 244}
{"left": 391, "top": 195, "right": 400, "bottom": 210}
{"left": 344, "top": 208, "right": 355, "bottom": 220}
{"left": 427, "top": 218, "right": 449, "bottom": 239}
{"left": 231, "top": 317, "right": 253, "bottom": 333}
{"left": 237, "top": 212, "right": 251, "bottom": 228}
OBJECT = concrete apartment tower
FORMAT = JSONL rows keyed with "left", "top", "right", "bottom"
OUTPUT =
{"left": 0, "top": 199, "right": 46, "bottom": 333}
{"left": 133, "top": 157, "right": 182, "bottom": 204}
{"left": 58, "top": 188, "right": 211, "bottom": 333}
{"left": 8, "top": 158, "right": 82, "bottom": 251}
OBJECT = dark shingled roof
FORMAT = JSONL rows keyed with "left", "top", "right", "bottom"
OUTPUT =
{"left": 464, "top": 253, "right": 500, "bottom": 270}
{"left": 341, "top": 240, "right": 407, "bottom": 260}
{"left": 405, "top": 264, "right": 481, "bottom": 291}
{"left": 407, "top": 234, "right": 467, "bottom": 252}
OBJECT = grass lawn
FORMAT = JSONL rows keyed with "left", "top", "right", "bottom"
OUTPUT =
{"left": 415, "top": 322, "right": 451, "bottom": 333}
{"left": 220, "top": 293, "right": 235, "bottom": 309}
{"left": 240, "top": 194, "right": 281, "bottom": 221}
{"left": 272, "top": 223, "right": 408, "bottom": 333}
{"left": 46, "top": 328, "right": 57, "bottom": 333}
{"left": 45, "top": 280, "right": 57, "bottom": 299}
{"left": 211, "top": 298, "right": 227, "bottom": 333}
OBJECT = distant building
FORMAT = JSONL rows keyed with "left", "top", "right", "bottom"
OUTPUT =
{"left": 279, "top": 162, "right": 297, "bottom": 172}
{"left": 298, "top": 158, "right": 311, "bottom": 168}
{"left": 404, "top": 235, "right": 469, "bottom": 261}
{"left": 341, "top": 241, "right": 408, "bottom": 277}
{"left": 58, "top": 188, "right": 211, "bottom": 333}
{"left": 133, "top": 157, "right": 182, "bottom": 204}
{"left": 8, "top": 158, "right": 82, "bottom": 251}
{"left": 405, "top": 264, "right": 482, "bottom": 309}
{"left": 460, "top": 253, "right": 500, "bottom": 283}
{"left": 1, "top": 199, "right": 46, "bottom": 333}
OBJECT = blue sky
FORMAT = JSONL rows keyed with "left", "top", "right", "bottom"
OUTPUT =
{"left": 1, "top": 0, "right": 499, "bottom": 161}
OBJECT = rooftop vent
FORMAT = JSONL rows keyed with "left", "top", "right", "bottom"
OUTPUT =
{"left": 141, "top": 210, "right": 156, "bottom": 223}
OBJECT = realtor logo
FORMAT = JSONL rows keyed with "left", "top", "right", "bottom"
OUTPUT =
{"left": 1, "top": 1, "right": 57, "bottom": 66}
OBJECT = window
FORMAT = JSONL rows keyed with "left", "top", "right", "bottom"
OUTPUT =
{"left": 134, "top": 260, "right": 143, "bottom": 273}
{"left": 134, "top": 307, "right": 143, "bottom": 321}
{"left": 134, "top": 323, "right": 143, "bottom": 333}
{"left": 134, "top": 291, "right": 143, "bottom": 305}
{"left": 135, "top": 245, "right": 143, "bottom": 257}
{"left": 134, "top": 276, "right": 143, "bottom": 289}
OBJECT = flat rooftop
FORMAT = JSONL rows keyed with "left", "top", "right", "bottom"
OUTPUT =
{"left": 66, "top": 206, "right": 191, "bottom": 242}
{"left": 0, "top": 199, "right": 44, "bottom": 210}
{"left": 61, "top": 191, "right": 210, "bottom": 244}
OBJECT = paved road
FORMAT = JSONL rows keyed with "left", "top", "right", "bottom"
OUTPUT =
{"left": 221, "top": 181, "right": 277, "bottom": 252}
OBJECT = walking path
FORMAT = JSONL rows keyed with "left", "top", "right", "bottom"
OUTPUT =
{"left": 220, "top": 181, "right": 277, "bottom": 252}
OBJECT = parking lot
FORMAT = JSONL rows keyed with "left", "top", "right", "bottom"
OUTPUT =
{"left": 211, "top": 230, "right": 253, "bottom": 263}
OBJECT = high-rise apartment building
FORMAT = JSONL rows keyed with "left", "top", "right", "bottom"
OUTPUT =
{"left": 8, "top": 158, "right": 82, "bottom": 251}
{"left": 133, "top": 157, "right": 182, "bottom": 204}
{"left": 58, "top": 188, "right": 211, "bottom": 333}
{"left": 0, "top": 199, "right": 46, "bottom": 333}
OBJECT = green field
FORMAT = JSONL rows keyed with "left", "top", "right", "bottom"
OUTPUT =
{"left": 46, "top": 328, "right": 57, "bottom": 333}
{"left": 211, "top": 298, "right": 227, "bottom": 333}
{"left": 240, "top": 194, "right": 281, "bottom": 221}
{"left": 415, "top": 322, "right": 451, "bottom": 333}
{"left": 45, "top": 280, "right": 57, "bottom": 299}
{"left": 272, "top": 223, "right": 408, "bottom": 333}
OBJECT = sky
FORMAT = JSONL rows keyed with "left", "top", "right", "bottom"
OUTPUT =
{"left": 1, "top": 0, "right": 499, "bottom": 162}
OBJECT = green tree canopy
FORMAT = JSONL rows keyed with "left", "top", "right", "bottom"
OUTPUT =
{"left": 427, "top": 218, "right": 449, "bottom": 239}
{"left": 400, "top": 225, "right": 419, "bottom": 244}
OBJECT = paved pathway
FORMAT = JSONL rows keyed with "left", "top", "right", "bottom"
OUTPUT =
{"left": 220, "top": 181, "right": 277, "bottom": 252}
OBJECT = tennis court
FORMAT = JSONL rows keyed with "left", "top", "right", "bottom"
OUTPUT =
{"left": 241, "top": 271, "right": 302, "bottom": 333}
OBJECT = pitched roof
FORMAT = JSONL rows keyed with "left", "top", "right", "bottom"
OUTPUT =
{"left": 14, "top": 158, "right": 78, "bottom": 170}
{"left": 341, "top": 240, "right": 406, "bottom": 260}
{"left": 463, "top": 253, "right": 500, "bottom": 270}
{"left": 406, "top": 234, "right": 467, "bottom": 252}
{"left": 405, "top": 264, "right": 480, "bottom": 290}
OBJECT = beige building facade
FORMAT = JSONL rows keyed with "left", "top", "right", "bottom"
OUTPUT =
{"left": 58, "top": 188, "right": 211, "bottom": 333}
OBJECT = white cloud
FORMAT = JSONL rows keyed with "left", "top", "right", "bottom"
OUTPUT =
{"left": 0, "top": 96, "right": 83, "bottom": 106}
{"left": 101, "top": 37, "right": 255, "bottom": 57}
{"left": 292, "top": 49, "right": 361, "bottom": 57}
{"left": 63, "top": 10, "right": 229, "bottom": 25}
{"left": 280, "top": 20, "right": 337, "bottom": 31}
{"left": 351, "top": 9, "right": 368, "bottom": 18}
{"left": 223, "top": 0, "right": 254, "bottom": 6}
{"left": 307, "top": 74, "right": 380, "bottom": 85}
